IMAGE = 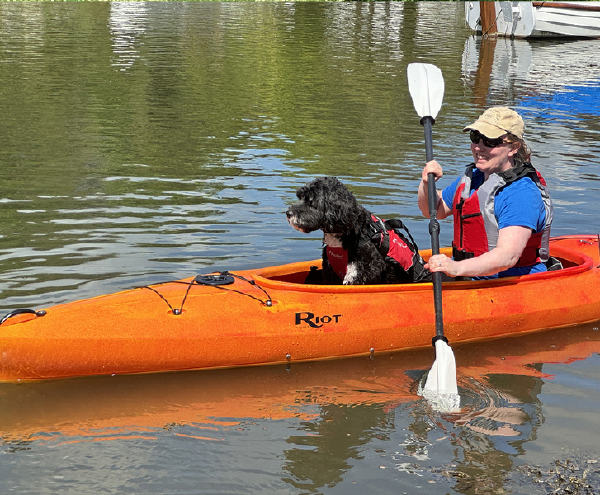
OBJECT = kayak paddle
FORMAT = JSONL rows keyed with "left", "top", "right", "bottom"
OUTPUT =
{"left": 406, "top": 63, "right": 459, "bottom": 410}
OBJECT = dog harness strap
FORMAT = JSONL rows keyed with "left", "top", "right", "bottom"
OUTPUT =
{"left": 369, "top": 215, "right": 389, "bottom": 253}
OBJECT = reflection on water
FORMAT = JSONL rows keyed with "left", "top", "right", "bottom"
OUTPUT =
{"left": 2, "top": 322, "right": 600, "bottom": 493}
{"left": 1, "top": 2, "right": 600, "bottom": 494}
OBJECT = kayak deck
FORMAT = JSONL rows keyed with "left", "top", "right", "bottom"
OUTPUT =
{"left": 1, "top": 235, "right": 599, "bottom": 382}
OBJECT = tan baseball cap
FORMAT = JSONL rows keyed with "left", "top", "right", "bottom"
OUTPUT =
{"left": 463, "top": 106, "right": 524, "bottom": 140}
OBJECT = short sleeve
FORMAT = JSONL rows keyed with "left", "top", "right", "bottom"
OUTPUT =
{"left": 441, "top": 175, "right": 463, "bottom": 210}
{"left": 495, "top": 178, "right": 546, "bottom": 231}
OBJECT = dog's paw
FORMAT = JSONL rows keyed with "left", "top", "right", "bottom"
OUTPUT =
{"left": 343, "top": 263, "right": 359, "bottom": 285}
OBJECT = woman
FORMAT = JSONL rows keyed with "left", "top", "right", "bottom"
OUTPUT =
{"left": 418, "top": 106, "right": 553, "bottom": 279}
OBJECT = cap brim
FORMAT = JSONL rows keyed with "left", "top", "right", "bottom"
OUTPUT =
{"left": 462, "top": 121, "right": 506, "bottom": 139}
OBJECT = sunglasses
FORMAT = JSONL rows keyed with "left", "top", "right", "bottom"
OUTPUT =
{"left": 469, "top": 130, "right": 507, "bottom": 148}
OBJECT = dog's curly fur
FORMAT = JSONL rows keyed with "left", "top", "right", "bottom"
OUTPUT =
{"left": 286, "top": 176, "right": 419, "bottom": 285}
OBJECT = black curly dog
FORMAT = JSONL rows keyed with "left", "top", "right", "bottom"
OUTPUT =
{"left": 286, "top": 177, "right": 430, "bottom": 285}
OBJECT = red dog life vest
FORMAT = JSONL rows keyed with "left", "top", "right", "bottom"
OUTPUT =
{"left": 326, "top": 216, "right": 422, "bottom": 280}
{"left": 382, "top": 227, "right": 415, "bottom": 271}
{"left": 326, "top": 246, "right": 348, "bottom": 280}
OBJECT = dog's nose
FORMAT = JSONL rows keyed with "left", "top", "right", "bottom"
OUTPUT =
{"left": 286, "top": 209, "right": 292, "bottom": 218}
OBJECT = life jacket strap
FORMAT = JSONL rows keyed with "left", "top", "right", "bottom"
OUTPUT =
{"left": 452, "top": 244, "right": 475, "bottom": 262}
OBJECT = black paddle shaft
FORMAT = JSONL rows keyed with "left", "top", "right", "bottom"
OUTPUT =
{"left": 421, "top": 116, "right": 444, "bottom": 337}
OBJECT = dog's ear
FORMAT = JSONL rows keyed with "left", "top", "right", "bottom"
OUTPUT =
{"left": 329, "top": 200, "right": 361, "bottom": 234}
{"left": 297, "top": 180, "right": 323, "bottom": 209}
{"left": 307, "top": 184, "right": 325, "bottom": 212}
{"left": 312, "top": 178, "right": 353, "bottom": 234}
{"left": 296, "top": 185, "right": 307, "bottom": 200}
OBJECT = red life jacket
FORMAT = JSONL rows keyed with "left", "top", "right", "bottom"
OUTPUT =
{"left": 452, "top": 163, "right": 553, "bottom": 267}
{"left": 326, "top": 215, "right": 428, "bottom": 282}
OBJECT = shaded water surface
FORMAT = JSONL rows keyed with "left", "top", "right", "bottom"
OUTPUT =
{"left": 1, "top": 2, "right": 600, "bottom": 494}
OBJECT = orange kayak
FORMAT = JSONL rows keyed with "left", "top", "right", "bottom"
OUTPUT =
{"left": 1, "top": 235, "right": 600, "bottom": 382}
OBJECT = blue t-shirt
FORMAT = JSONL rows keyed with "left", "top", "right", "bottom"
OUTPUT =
{"left": 441, "top": 167, "right": 547, "bottom": 278}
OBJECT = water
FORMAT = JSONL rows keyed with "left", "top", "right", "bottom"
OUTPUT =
{"left": 1, "top": 2, "right": 600, "bottom": 494}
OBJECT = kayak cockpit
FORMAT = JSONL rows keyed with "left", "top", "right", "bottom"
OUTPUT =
{"left": 253, "top": 240, "right": 595, "bottom": 292}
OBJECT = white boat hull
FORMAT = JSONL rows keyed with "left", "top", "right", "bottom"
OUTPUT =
{"left": 466, "top": 1, "right": 600, "bottom": 38}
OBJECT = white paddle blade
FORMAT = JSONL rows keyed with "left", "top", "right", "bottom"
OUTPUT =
{"left": 424, "top": 339, "right": 458, "bottom": 394}
{"left": 418, "top": 339, "right": 460, "bottom": 412}
{"left": 407, "top": 63, "right": 445, "bottom": 120}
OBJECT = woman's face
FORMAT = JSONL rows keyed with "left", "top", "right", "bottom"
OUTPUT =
{"left": 471, "top": 135, "right": 520, "bottom": 178}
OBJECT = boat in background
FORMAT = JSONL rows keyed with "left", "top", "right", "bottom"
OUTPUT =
{"left": 466, "top": 1, "right": 600, "bottom": 38}
{"left": 1, "top": 235, "right": 600, "bottom": 382}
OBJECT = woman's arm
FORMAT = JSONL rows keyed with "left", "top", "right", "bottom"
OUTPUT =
{"left": 426, "top": 225, "right": 533, "bottom": 277}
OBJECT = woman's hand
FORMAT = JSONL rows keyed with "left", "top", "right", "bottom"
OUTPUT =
{"left": 422, "top": 160, "right": 443, "bottom": 182}
{"left": 418, "top": 160, "right": 452, "bottom": 220}
{"left": 425, "top": 254, "right": 460, "bottom": 277}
